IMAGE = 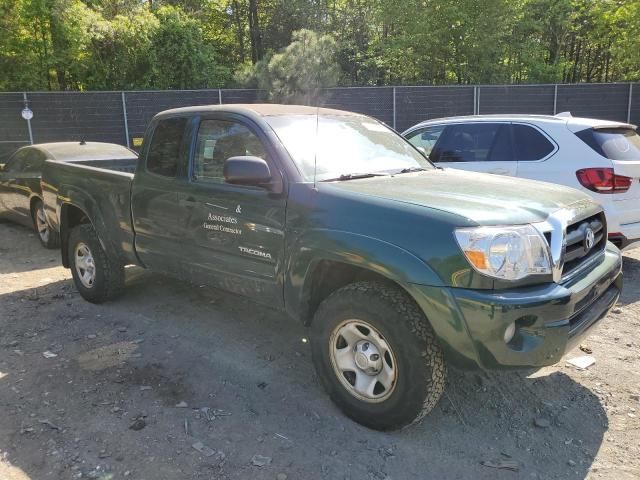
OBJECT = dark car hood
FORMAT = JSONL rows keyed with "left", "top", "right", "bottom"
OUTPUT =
{"left": 325, "top": 168, "right": 594, "bottom": 225}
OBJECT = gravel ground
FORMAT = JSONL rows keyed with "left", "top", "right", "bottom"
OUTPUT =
{"left": 0, "top": 221, "right": 638, "bottom": 480}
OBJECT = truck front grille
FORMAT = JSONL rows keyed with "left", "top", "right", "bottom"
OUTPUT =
{"left": 562, "top": 212, "right": 606, "bottom": 277}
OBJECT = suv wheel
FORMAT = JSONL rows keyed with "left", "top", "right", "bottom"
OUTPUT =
{"left": 310, "top": 281, "right": 446, "bottom": 430}
{"left": 68, "top": 224, "right": 124, "bottom": 303}
{"left": 32, "top": 199, "right": 59, "bottom": 249}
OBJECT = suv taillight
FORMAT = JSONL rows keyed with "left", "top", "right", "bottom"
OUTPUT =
{"left": 576, "top": 168, "right": 632, "bottom": 193}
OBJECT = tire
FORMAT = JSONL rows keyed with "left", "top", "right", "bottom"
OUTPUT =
{"left": 68, "top": 224, "right": 124, "bottom": 304}
{"left": 310, "top": 281, "right": 446, "bottom": 430}
{"left": 31, "top": 199, "right": 59, "bottom": 249}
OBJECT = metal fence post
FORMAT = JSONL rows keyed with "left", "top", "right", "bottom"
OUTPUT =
{"left": 553, "top": 84, "right": 558, "bottom": 115}
{"left": 476, "top": 87, "right": 481, "bottom": 115}
{"left": 628, "top": 83, "right": 633, "bottom": 124}
{"left": 121, "top": 92, "right": 130, "bottom": 148}
{"left": 22, "top": 92, "right": 34, "bottom": 145}
{"left": 473, "top": 87, "right": 477, "bottom": 115}
{"left": 392, "top": 87, "right": 397, "bottom": 130}
{"left": 219, "top": 89, "right": 223, "bottom": 105}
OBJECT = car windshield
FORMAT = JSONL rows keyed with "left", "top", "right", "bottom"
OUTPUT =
{"left": 265, "top": 114, "right": 432, "bottom": 181}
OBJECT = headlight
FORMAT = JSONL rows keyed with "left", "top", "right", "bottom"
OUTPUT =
{"left": 454, "top": 225, "right": 551, "bottom": 280}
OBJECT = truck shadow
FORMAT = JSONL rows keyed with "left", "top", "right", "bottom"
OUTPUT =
{"left": 620, "top": 253, "right": 640, "bottom": 305}
{"left": 0, "top": 269, "right": 608, "bottom": 480}
{"left": 0, "top": 222, "right": 60, "bottom": 275}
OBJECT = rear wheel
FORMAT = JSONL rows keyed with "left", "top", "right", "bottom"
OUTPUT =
{"left": 310, "top": 281, "right": 446, "bottom": 430}
{"left": 68, "top": 224, "right": 124, "bottom": 303}
{"left": 31, "top": 199, "right": 59, "bottom": 249}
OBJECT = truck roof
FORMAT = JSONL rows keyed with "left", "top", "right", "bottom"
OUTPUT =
{"left": 156, "top": 104, "right": 364, "bottom": 119}
{"left": 34, "top": 142, "right": 137, "bottom": 161}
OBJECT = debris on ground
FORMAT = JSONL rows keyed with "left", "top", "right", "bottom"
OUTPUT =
{"left": 192, "top": 441, "right": 215, "bottom": 457}
{"left": 579, "top": 344, "right": 593, "bottom": 354}
{"left": 175, "top": 401, "right": 188, "bottom": 408}
{"left": 42, "top": 350, "right": 58, "bottom": 358}
{"left": 533, "top": 417, "right": 551, "bottom": 428}
{"left": 38, "top": 419, "right": 60, "bottom": 430}
{"left": 480, "top": 459, "right": 520, "bottom": 472}
{"left": 251, "top": 454, "right": 272, "bottom": 467}
{"left": 566, "top": 355, "right": 596, "bottom": 369}
{"left": 129, "top": 417, "right": 146, "bottom": 431}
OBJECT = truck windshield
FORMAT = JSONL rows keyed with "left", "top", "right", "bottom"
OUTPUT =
{"left": 266, "top": 114, "right": 432, "bottom": 181}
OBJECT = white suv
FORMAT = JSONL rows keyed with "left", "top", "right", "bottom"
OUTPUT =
{"left": 403, "top": 114, "right": 640, "bottom": 250}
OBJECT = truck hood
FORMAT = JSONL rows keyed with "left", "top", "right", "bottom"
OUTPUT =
{"left": 326, "top": 168, "right": 592, "bottom": 225}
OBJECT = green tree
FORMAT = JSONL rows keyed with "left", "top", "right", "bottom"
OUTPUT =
{"left": 83, "top": 8, "right": 159, "bottom": 89}
{"left": 148, "top": 6, "right": 232, "bottom": 89}
{"left": 239, "top": 29, "right": 339, "bottom": 103}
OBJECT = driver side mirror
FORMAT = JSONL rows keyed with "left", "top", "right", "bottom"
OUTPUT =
{"left": 224, "top": 156, "right": 272, "bottom": 187}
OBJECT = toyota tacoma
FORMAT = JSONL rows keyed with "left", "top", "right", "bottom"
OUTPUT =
{"left": 41, "top": 105, "right": 623, "bottom": 430}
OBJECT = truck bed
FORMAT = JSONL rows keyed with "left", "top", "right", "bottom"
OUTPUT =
{"left": 41, "top": 159, "right": 138, "bottom": 267}
{"left": 66, "top": 157, "right": 138, "bottom": 174}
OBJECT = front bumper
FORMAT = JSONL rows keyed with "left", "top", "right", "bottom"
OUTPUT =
{"left": 410, "top": 243, "right": 622, "bottom": 369}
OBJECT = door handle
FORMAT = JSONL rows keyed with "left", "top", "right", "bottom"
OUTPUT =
{"left": 179, "top": 197, "right": 197, "bottom": 207}
{"left": 488, "top": 168, "right": 510, "bottom": 175}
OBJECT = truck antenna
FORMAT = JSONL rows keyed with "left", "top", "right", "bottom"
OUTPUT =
{"left": 313, "top": 105, "right": 319, "bottom": 191}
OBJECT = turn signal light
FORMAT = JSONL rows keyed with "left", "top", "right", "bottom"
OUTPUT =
{"left": 576, "top": 168, "right": 632, "bottom": 194}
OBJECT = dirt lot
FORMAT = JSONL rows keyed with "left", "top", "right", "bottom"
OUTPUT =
{"left": 0, "top": 222, "right": 638, "bottom": 480}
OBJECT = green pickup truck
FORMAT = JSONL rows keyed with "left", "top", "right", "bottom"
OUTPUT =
{"left": 41, "top": 104, "right": 623, "bottom": 430}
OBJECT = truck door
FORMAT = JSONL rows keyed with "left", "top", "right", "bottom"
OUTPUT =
{"left": 175, "top": 115, "right": 286, "bottom": 305}
{"left": 131, "top": 116, "right": 189, "bottom": 274}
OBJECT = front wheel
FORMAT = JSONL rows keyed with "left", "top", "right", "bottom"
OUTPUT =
{"left": 310, "top": 281, "right": 446, "bottom": 430}
{"left": 31, "top": 199, "right": 59, "bottom": 249}
{"left": 68, "top": 224, "right": 124, "bottom": 303}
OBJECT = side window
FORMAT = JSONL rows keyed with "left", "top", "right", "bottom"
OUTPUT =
{"left": 6, "top": 149, "right": 30, "bottom": 172}
{"left": 406, "top": 125, "right": 445, "bottom": 158}
{"left": 146, "top": 117, "right": 187, "bottom": 177}
{"left": 512, "top": 124, "right": 555, "bottom": 161}
{"left": 193, "top": 119, "right": 267, "bottom": 182}
{"left": 487, "top": 124, "right": 513, "bottom": 161}
{"left": 432, "top": 123, "right": 507, "bottom": 163}
{"left": 22, "top": 151, "right": 46, "bottom": 172}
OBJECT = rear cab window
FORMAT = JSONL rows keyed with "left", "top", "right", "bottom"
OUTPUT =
{"left": 146, "top": 117, "right": 188, "bottom": 177}
{"left": 576, "top": 128, "right": 640, "bottom": 161}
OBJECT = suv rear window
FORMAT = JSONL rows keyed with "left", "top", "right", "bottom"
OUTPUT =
{"left": 575, "top": 128, "right": 640, "bottom": 161}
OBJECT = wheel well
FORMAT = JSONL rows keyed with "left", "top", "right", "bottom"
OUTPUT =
{"left": 29, "top": 196, "right": 42, "bottom": 218}
{"left": 302, "top": 260, "right": 399, "bottom": 324}
{"left": 60, "top": 204, "right": 91, "bottom": 267}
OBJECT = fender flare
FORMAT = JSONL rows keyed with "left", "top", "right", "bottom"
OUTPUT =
{"left": 58, "top": 186, "right": 117, "bottom": 267}
{"left": 284, "top": 229, "right": 443, "bottom": 322}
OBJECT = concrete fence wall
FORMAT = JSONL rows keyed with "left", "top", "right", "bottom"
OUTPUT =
{"left": 1, "top": 83, "right": 638, "bottom": 162}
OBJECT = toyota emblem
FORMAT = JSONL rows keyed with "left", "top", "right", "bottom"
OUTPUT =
{"left": 584, "top": 227, "right": 595, "bottom": 251}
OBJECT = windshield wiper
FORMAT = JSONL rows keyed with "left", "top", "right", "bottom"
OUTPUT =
{"left": 321, "top": 172, "right": 389, "bottom": 182}
{"left": 397, "top": 167, "right": 427, "bottom": 174}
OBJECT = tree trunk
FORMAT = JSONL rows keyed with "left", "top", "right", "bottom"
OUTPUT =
{"left": 231, "top": 0, "right": 246, "bottom": 63}
{"left": 248, "top": 0, "right": 262, "bottom": 64}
